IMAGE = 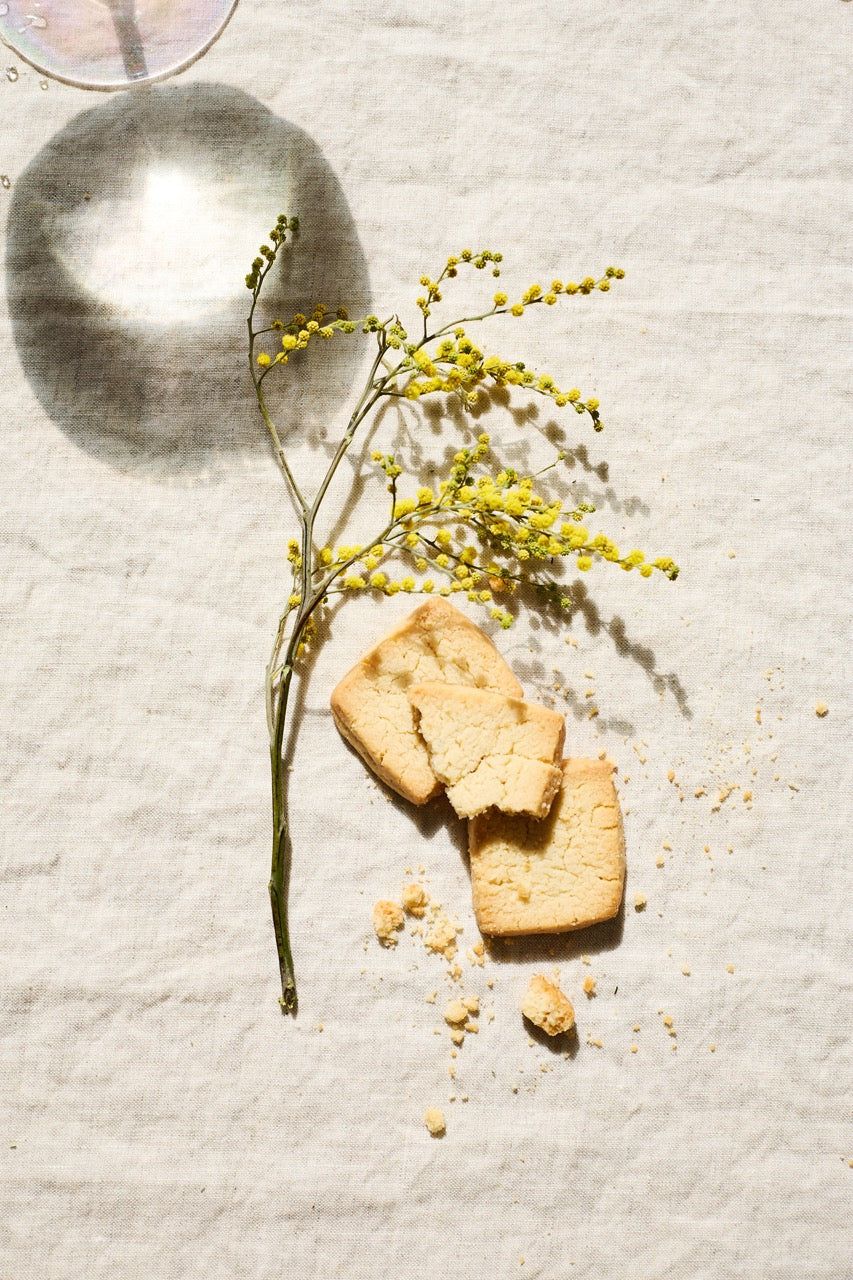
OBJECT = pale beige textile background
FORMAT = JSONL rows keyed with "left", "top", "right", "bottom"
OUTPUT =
{"left": 1, "top": 2, "right": 851, "bottom": 1277}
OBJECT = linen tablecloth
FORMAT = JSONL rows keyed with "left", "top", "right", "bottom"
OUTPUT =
{"left": 2, "top": 2, "right": 850, "bottom": 1276}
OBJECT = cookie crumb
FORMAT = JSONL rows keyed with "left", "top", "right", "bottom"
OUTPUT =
{"left": 373, "top": 900, "right": 404, "bottom": 946}
{"left": 424, "top": 1108, "right": 446, "bottom": 1137}
{"left": 815, "top": 702, "right": 829, "bottom": 718}
{"left": 633, "top": 892, "right": 647, "bottom": 911}
{"left": 583, "top": 975, "right": 597, "bottom": 997}
{"left": 444, "top": 1000, "right": 468, "bottom": 1026}
{"left": 520, "top": 974, "right": 575, "bottom": 1036}
{"left": 402, "top": 882, "right": 429, "bottom": 916}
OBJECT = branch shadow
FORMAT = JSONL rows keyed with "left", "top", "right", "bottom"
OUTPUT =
{"left": 5, "top": 81, "right": 371, "bottom": 483}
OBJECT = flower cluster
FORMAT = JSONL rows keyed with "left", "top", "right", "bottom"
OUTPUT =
{"left": 287, "top": 434, "right": 677, "bottom": 643}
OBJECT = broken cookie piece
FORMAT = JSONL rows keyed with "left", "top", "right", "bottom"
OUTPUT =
{"left": 330, "top": 599, "right": 523, "bottom": 805}
{"left": 521, "top": 974, "right": 575, "bottom": 1036}
{"left": 468, "top": 758, "right": 626, "bottom": 936}
{"left": 408, "top": 682, "right": 565, "bottom": 819}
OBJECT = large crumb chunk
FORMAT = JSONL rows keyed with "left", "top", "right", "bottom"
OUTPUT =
{"left": 401, "top": 882, "right": 429, "bottom": 916}
{"left": 424, "top": 1108, "right": 446, "bottom": 1137}
{"left": 423, "top": 904, "right": 461, "bottom": 958}
{"left": 521, "top": 974, "right": 575, "bottom": 1036}
{"left": 443, "top": 1000, "right": 468, "bottom": 1026}
{"left": 373, "top": 899, "right": 404, "bottom": 946}
{"left": 468, "top": 758, "right": 626, "bottom": 936}
{"left": 408, "top": 682, "right": 565, "bottom": 819}
{"left": 330, "top": 599, "right": 522, "bottom": 805}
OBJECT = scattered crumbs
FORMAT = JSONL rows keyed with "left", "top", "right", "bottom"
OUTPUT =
{"left": 462, "top": 995, "right": 479, "bottom": 1015}
{"left": 583, "top": 671, "right": 595, "bottom": 680}
{"left": 586, "top": 1036, "right": 603, "bottom": 1049}
{"left": 815, "top": 702, "right": 829, "bottom": 718}
{"left": 667, "top": 769, "right": 675, "bottom": 783}
{"left": 465, "top": 1020, "right": 479, "bottom": 1034}
{"left": 581, "top": 954, "right": 591, "bottom": 966}
{"left": 681, "top": 965, "right": 691, "bottom": 977}
{"left": 742, "top": 790, "right": 753, "bottom": 802}
{"left": 662, "top": 841, "right": 672, "bottom": 851}
{"left": 373, "top": 900, "right": 404, "bottom": 946}
{"left": 424, "top": 1108, "right": 446, "bottom": 1137}
{"left": 425, "top": 990, "right": 437, "bottom": 1004}
{"left": 634, "top": 891, "right": 647, "bottom": 911}
{"left": 726, "top": 964, "right": 734, "bottom": 974}
{"left": 598, "top": 748, "right": 608, "bottom": 760}
{"left": 401, "top": 882, "right": 429, "bottom": 916}
{"left": 583, "top": 975, "right": 597, "bottom": 997}
{"left": 448, "top": 1063, "right": 456, "bottom": 1079}
{"left": 585, "top": 688, "right": 596, "bottom": 699}
{"left": 450, "top": 1029, "right": 465, "bottom": 1047}
{"left": 655, "top": 854, "right": 666, "bottom": 869}
{"left": 662, "top": 1014, "right": 674, "bottom": 1029}
{"left": 788, "top": 782, "right": 800, "bottom": 793}
{"left": 630, "top": 1044, "right": 638, "bottom": 1054}
{"left": 727, "top": 550, "right": 736, "bottom": 558}
{"left": 709, "top": 1043, "right": 716, "bottom": 1053}
{"left": 587, "top": 705, "right": 599, "bottom": 719}
{"left": 694, "top": 786, "right": 706, "bottom": 798}
{"left": 317, "top": 1023, "right": 324, "bottom": 1032}
{"left": 755, "top": 707, "right": 762, "bottom": 725}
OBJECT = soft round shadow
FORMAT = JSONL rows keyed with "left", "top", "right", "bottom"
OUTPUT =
{"left": 6, "top": 82, "right": 371, "bottom": 481}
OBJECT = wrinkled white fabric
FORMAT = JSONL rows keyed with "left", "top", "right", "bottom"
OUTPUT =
{"left": 1, "top": 2, "right": 850, "bottom": 1277}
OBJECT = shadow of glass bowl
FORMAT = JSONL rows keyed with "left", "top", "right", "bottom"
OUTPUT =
{"left": 6, "top": 82, "right": 372, "bottom": 481}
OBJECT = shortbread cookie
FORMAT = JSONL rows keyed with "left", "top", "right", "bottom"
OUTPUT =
{"left": 468, "top": 758, "right": 625, "bottom": 935}
{"left": 408, "top": 683, "right": 565, "bottom": 819}
{"left": 330, "top": 599, "right": 523, "bottom": 805}
{"left": 521, "top": 974, "right": 575, "bottom": 1035}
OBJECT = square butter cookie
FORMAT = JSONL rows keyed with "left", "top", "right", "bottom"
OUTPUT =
{"left": 468, "top": 758, "right": 625, "bottom": 935}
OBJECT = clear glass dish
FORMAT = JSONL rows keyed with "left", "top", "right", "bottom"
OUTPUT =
{"left": 0, "top": 0, "right": 238, "bottom": 90}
